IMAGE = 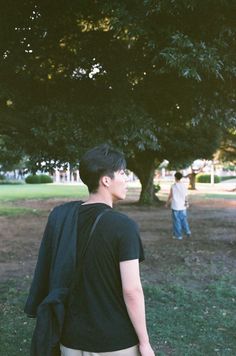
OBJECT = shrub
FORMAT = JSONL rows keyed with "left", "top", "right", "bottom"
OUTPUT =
{"left": 196, "top": 174, "right": 220, "bottom": 183}
{"left": 220, "top": 176, "right": 236, "bottom": 182}
{"left": 0, "top": 180, "right": 24, "bottom": 185}
{"left": 39, "top": 174, "right": 53, "bottom": 183}
{"left": 25, "top": 174, "right": 53, "bottom": 184}
{"left": 223, "top": 165, "right": 236, "bottom": 172}
{"left": 25, "top": 175, "right": 40, "bottom": 184}
{"left": 0, "top": 174, "right": 6, "bottom": 180}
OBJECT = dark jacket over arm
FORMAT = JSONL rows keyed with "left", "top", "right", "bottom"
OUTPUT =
{"left": 24, "top": 201, "right": 82, "bottom": 317}
{"left": 24, "top": 211, "right": 55, "bottom": 317}
{"left": 24, "top": 201, "right": 82, "bottom": 356}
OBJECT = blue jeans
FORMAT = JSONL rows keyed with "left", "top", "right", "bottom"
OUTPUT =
{"left": 172, "top": 209, "right": 191, "bottom": 239}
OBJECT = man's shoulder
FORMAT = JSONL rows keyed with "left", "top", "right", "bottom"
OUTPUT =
{"left": 105, "top": 209, "right": 137, "bottom": 230}
{"left": 173, "top": 182, "right": 185, "bottom": 188}
{"left": 54, "top": 200, "right": 83, "bottom": 210}
{"left": 108, "top": 209, "right": 132, "bottom": 221}
{"left": 50, "top": 200, "right": 83, "bottom": 218}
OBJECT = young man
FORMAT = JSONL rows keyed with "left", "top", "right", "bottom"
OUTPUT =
{"left": 166, "top": 172, "right": 191, "bottom": 240}
{"left": 24, "top": 144, "right": 155, "bottom": 356}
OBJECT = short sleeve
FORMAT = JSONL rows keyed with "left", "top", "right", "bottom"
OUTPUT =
{"left": 118, "top": 218, "right": 144, "bottom": 262}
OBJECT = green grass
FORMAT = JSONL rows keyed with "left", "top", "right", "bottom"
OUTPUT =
{"left": 1, "top": 183, "right": 234, "bottom": 203}
{"left": 146, "top": 279, "right": 236, "bottom": 355}
{"left": 1, "top": 277, "right": 236, "bottom": 355}
{"left": 0, "top": 205, "right": 43, "bottom": 217}
{"left": 158, "top": 191, "right": 236, "bottom": 202}
{"left": 0, "top": 180, "right": 24, "bottom": 185}
{"left": 0, "top": 184, "right": 89, "bottom": 216}
{"left": 0, "top": 279, "right": 35, "bottom": 356}
{"left": 202, "top": 193, "right": 236, "bottom": 200}
{"left": 0, "top": 184, "right": 89, "bottom": 201}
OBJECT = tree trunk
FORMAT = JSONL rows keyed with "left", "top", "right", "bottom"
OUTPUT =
{"left": 188, "top": 172, "right": 197, "bottom": 190}
{"left": 127, "top": 152, "right": 160, "bottom": 205}
{"left": 138, "top": 165, "right": 157, "bottom": 204}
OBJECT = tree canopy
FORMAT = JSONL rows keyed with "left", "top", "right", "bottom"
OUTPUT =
{"left": 0, "top": 0, "right": 235, "bottom": 202}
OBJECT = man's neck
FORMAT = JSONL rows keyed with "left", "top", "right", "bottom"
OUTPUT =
{"left": 83, "top": 191, "right": 113, "bottom": 207}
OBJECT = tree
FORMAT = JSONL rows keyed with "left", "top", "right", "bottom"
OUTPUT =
{"left": 0, "top": 1, "right": 235, "bottom": 203}
{"left": 0, "top": 135, "right": 26, "bottom": 175}
{"left": 217, "top": 129, "right": 236, "bottom": 165}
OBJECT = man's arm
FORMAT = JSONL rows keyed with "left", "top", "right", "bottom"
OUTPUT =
{"left": 184, "top": 185, "right": 189, "bottom": 208}
{"left": 165, "top": 187, "right": 172, "bottom": 207}
{"left": 120, "top": 259, "right": 155, "bottom": 356}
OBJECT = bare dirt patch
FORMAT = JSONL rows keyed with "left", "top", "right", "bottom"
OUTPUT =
{"left": 0, "top": 196, "right": 236, "bottom": 290}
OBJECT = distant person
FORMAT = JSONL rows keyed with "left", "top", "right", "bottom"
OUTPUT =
{"left": 165, "top": 172, "right": 191, "bottom": 240}
{"left": 24, "top": 144, "right": 155, "bottom": 356}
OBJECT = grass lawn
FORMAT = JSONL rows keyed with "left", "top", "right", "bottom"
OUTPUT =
{"left": 0, "top": 182, "right": 235, "bottom": 203}
{"left": 0, "top": 206, "right": 42, "bottom": 217}
{"left": 146, "top": 279, "right": 236, "bottom": 355}
{"left": 1, "top": 277, "right": 236, "bottom": 355}
{"left": 0, "top": 184, "right": 236, "bottom": 355}
{"left": 0, "top": 184, "right": 89, "bottom": 216}
{"left": 202, "top": 193, "right": 236, "bottom": 200}
{"left": 0, "top": 183, "right": 88, "bottom": 201}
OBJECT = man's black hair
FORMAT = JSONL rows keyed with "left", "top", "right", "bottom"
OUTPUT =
{"left": 174, "top": 172, "right": 183, "bottom": 180}
{"left": 79, "top": 144, "right": 126, "bottom": 193}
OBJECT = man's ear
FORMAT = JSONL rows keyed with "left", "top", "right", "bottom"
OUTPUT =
{"left": 100, "top": 175, "right": 111, "bottom": 188}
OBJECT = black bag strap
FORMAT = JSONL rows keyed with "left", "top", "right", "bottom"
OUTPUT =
{"left": 80, "top": 208, "right": 110, "bottom": 260}
{"left": 68, "top": 208, "right": 110, "bottom": 296}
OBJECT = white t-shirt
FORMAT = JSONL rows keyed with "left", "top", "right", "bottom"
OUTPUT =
{"left": 171, "top": 182, "right": 188, "bottom": 210}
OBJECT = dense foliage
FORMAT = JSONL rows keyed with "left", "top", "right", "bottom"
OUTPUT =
{"left": 0, "top": 1, "right": 235, "bottom": 202}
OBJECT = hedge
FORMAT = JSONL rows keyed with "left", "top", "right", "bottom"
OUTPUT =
{"left": 0, "top": 180, "right": 24, "bottom": 185}
{"left": 220, "top": 176, "right": 236, "bottom": 182}
{"left": 25, "top": 174, "right": 53, "bottom": 184}
{"left": 196, "top": 174, "right": 221, "bottom": 183}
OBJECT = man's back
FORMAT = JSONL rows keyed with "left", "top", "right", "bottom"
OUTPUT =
{"left": 171, "top": 182, "right": 187, "bottom": 210}
{"left": 61, "top": 202, "right": 144, "bottom": 352}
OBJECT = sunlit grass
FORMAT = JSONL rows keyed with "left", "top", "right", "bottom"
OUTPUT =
{"left": 202, "top": 193, "right": 236, "bottom": 200}
{"left": 0, "top": 184, "right": 89, "bottom": 201}
{"left": 0, "top": 182, "right": 235, "bottom": 204}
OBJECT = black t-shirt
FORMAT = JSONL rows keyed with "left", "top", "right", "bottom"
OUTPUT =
{"left": 61, "top": 203, "right": 144, "bottom": 352}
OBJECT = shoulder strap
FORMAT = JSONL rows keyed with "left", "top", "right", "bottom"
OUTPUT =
{"left": 80, "top": 208, "right": 110, "bottom": 259}
{"left": 68, "top": 208, "right": 110, "bottom": 296}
